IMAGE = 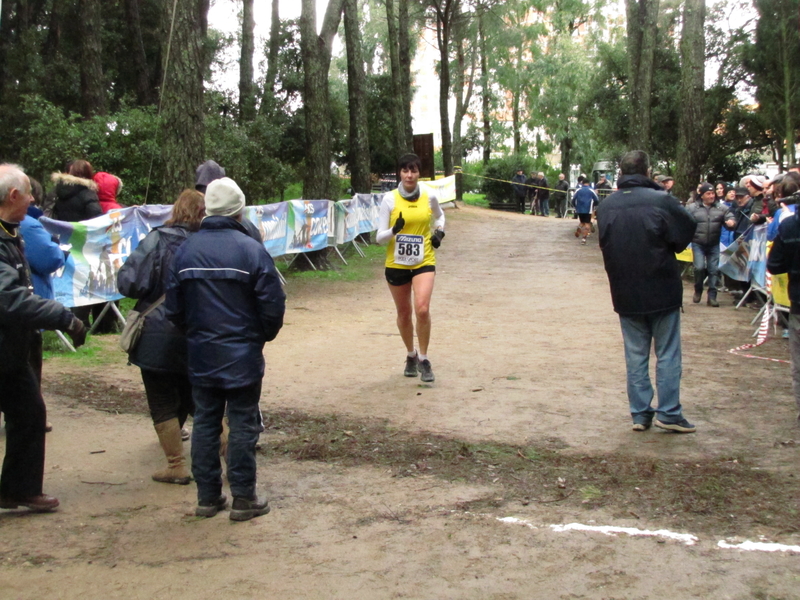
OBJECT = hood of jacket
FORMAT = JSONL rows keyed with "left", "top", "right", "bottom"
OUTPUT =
{"left": 617, "top": 173, "right": 664, "bottom": 191}
{"left": 51, "top": 172, "right": 98, "bottom": 197}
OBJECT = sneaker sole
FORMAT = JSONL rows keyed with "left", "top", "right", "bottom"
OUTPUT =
{"left": 632, "top": 423, "right": 651, "bottom": 431}
{"left": 404, "top": 371, "right": 419, "bottom": 378}
{"left": 229, "top": 505, "right": 271, "bottom": 522}
{"left": 654, "top": 419, "right": 696, "bottom": 433}
{"left": 420, "top": 374, "right": 435, "bottom": 383}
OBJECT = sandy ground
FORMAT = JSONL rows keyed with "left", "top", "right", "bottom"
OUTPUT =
{"left": 2, "top": 204, "right": 800, "bottom": 599}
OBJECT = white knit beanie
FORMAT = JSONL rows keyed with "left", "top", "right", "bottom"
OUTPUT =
{"left": 204, "top": 177, "right": 245, "bottom": 217}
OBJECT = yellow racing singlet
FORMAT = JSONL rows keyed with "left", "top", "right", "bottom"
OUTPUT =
{"left": 385, "top": 189, "right": 436, "bottom": 269}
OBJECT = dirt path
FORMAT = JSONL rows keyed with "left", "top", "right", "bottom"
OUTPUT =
{"left": 2, "top": 205, "right": 799, "bottom": 599}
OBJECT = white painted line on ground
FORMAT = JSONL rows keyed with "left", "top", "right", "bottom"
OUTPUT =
{"left": 497, "top": 517, "right": 800, "bottom": 552}
{"left": 717, "top": 540, "right": 800, "bottom": 553}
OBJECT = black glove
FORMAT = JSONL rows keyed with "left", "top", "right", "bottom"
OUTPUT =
{"left": 65, "top": 315, "right": 87, "bottom": 348}
{"left": 431, "top": 229, "right": 445, "bottom": 249}
{"left": 391, "top": 211, "right": 405, "bottom": 235}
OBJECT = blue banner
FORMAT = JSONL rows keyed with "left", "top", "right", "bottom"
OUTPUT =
{"left": 41, "top": 205, "right": 173, "bottom": 308}
{"left": 356, "top": 193, "right": 381, "bottom": 234}
{"left": 285, "top": 200, "right": 331, "bottom": 254}
{"left": 244, "top": 203, "right": 289, "bottom": 259}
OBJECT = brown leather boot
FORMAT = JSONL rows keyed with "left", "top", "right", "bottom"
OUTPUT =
{"left": 152, "top": 418, "right": 192, "bottom": 485}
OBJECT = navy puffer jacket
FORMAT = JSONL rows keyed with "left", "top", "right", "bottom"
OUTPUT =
{"left": 166, "top": 216, "right": 285, "bottom": 388}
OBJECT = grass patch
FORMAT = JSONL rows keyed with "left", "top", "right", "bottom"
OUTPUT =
{"left": 462, "top": 193, "right": 488, "bottom": 208}
{"left": 276, "top": 243, "right": 385, "bottom": 282}
{"left": 43, "top": 326, "right": 127, "bottom": 365}
{"left": 262, "top": 409, "right": 800, "bottom": 538}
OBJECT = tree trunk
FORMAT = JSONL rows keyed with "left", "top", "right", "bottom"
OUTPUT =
{"left": 385, "top": 0, "right": 407, "bottom": 161}
{"left": 0, "top": 0, "right": 17, "bottom": 103}
{"left": 780, "top": 20, "right": 796, "bottom": 166}
{"left": 433, "top": 0, "right": 455, "bottom": 176}
{"left": 343, "top": 0, "right": 371, "bottom": 193}
{"left": 80, "top": 0, "right": 107, "bottom": 117}
{"left": 626, "top": 0, "right": 659, "bottom": 152}
{"left": 451, "top": 10, "right": 476, "bottom": 178}
{"left": 125, "top": 0, "right": 154, "bottom": 105}
{"left": 674, "top": 0, "right": 706, "bottom": 202}
{"left": 479, "top": 9, "right": 490, "bottom": 164}
{"left": 260, "top": 0, "right": 281, "bottom": 116}
{"left": 160, "top": 0, "right": 208, "bottom": 201}
{"left": 560, "top": 136, "right": 572, "bottom": 180}
{"left": 239, "top": 0, "right": 256, "bottom": 122}
{"left": 300, "top": 0, "right": 345, "bottom": 200}
{"left": 398, "top": 0, "right": 414, "bottom": 150}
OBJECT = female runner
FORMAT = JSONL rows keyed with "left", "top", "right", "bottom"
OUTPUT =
{"left": 377, "top": 154, "right": 445, "bottom": 383}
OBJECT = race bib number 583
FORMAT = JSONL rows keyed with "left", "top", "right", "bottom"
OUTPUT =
{"left": 394, "top": 234, "right": 424, "bottom": 266}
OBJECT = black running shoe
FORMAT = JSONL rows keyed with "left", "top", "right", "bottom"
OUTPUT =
{"left": 419, "top": 359, "right": 435, "bottom": 383}
{"left": 404, "top": 355, "right": 419, "bottom": 377}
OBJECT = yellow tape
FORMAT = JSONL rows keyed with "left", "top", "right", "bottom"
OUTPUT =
{"left": 454, "top": 167, "right": 565, "bottom": 194}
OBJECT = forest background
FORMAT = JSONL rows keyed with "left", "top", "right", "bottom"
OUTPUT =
{"left": 0, "top": 0, "right": 796, "bottom": 208}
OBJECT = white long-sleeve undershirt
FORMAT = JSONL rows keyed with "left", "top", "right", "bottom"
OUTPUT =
{"left": 376, "top": 191, "right": 445, "bottom": 245}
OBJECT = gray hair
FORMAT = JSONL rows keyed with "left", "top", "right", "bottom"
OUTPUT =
{"left": 0, "top": 163, "right": 27, "bottom": 205}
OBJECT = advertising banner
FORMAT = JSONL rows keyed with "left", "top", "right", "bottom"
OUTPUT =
{"left": 356, "top": 193, "right": 381, "bottom": 234}
{"left": 42, "top": 205, "right": 173, "bottom": 308}
{"left": 244, "top": 203, "right": 289, "bottom": 258}
{"left": 333, "top": 198, "right": 359, "bottom": 245}
{"left": 285, "top": 199, "right": 331, "bottom": 254}
{"left": 420, "top": 175, "right": 456, "bottom": 203}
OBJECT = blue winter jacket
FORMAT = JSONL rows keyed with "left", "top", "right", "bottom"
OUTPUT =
{"left": 165, "top": 216, "right": 285, "bottom": 388}
{"left": 19, "top": 215, "right": 65, "bottom": 300}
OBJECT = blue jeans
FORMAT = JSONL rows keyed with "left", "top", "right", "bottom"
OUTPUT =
{"left": 691, "top": 242, "right": 720, "bottom": 293}
{"left": 540, "top": 198, "right": 549, "bottom": 216}
{"left": 191, "top": 381, "right": 262, "bottom": 502}
{"left": 619, "top": 309, "right": 684, "bottom": 424}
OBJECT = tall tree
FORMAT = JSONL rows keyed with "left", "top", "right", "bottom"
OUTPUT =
{"left": 451, "top": 4, "right": 477, "bottom": 174}
{"left": 478, "top": 8, "right": 491, "bottom": 164}
{"left": 260, "top": 0, "right": 281, "bottom": 116}
{"left": 299, "top": 0, "right": 345, "bottom": 199}
{"left": 385, "top": 0, "right": 408, "bottom": 159}
{"left": 748, "top": 0, "right": 800, "bottom": 169}
{"left": 239, "top": 0, "right": 256, "bottom": 122}
{"left": 80, "top": 0, "right": 108, "bottom": 116}
{"left": 125, "top": 0, "right": 155, "bottom": 106}
{"left": 343, "top": 0, "right": 371, "bottom": 193}
{"left": 397, "top": 0, "right": 414, "bottom": 150}
{"left": 160, "top": 0, "right": 209, "bottom": 200}
{"left": 626, "top": 0, "right": 659, "bottom": 152}
{"left": 429, "top": 0, "right": 459, "bottom": 176}
{"left": 674, "top": 0, "right": 706, "bottom": 201}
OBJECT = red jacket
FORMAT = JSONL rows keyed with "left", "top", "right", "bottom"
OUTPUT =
{"left": 93, "top": 172, "right": 123, "bottom": 213}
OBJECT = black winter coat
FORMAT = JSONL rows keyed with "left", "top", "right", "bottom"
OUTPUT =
{"left": 0, "top": 222, "right": 74, "bottom": 374}
{"left": 552, "top": 179, "right": 569, "bottom": 202}
{"left": 166, "top": 216, "right": 285, "bottom": 389}
{"left": 725, "top": 199, "right": 754, "bottom": 240}
{"left": 50, "top": 173, "right": 102, "bottom": 222}
{"left": 767, "top": 211, "right": 800, "bottom": 314}
{"left": 117, "top": 225, "right": 193, "bottom": 373}
{"left": 685, "top": 200, "right": 728, "bottom": 246}
{"left": 596, "top": 174, "right": 697, "bottom": 315}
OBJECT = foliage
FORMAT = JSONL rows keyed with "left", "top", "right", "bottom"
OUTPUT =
{"left": 479, "top": 155, "right": 557, "bottom": 202}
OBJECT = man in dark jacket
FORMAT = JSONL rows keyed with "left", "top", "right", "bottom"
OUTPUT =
{"left": 0, "top": 164, "right": 86, "bottom": 513}
{"left": 686, "top": 182, "right": 728, "bottom": 307}
{"left": 167, "top": 177, "right": 285, "bottom": 521}
{"left": 596, "top": 151, "right": 698, "bottom": 433}
{"left": 537, "top": 172, "right": 550, "bottom": 216}
{"left": 767, "top": 210, "right": 800, "bottom": 423}
{"left": 512, "top": 169, "right": 527, "bottom": 213}
{"left": 595, "top": 174, "right": 613, "bottom": 203}
{"left": 552, "top": 173, "right": 570, "bottom": 217}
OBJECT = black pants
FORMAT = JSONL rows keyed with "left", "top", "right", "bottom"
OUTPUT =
{"left": 140, "top": 369, "right": 194, "bottom": 426}
{"left": 0, "top": 365, "right": 47, "bottom": 499}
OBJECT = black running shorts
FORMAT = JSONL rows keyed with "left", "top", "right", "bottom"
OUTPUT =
{"left": 385, "top": 265, "right": 436, "bottom": 286}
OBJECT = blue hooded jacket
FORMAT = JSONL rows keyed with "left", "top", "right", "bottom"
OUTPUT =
{"left": 19, "top": 215, "right": 65, "bottom": 300}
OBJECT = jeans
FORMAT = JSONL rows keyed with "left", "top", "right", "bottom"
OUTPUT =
{"left": 619, "top": 309, "right": 684, "bottom": 424}
{"left": 691, "top": 242, "right": 720, "bottom": 293}
{"left": 540, "top": 198, "right": 550, "bottom": 216}
{"left": 191, "top": 381, "right": 262, "bottom": 502}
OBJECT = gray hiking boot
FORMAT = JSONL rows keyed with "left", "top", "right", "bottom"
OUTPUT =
{"left": 229, "top": 495, "right": 271, "bottom": 522}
